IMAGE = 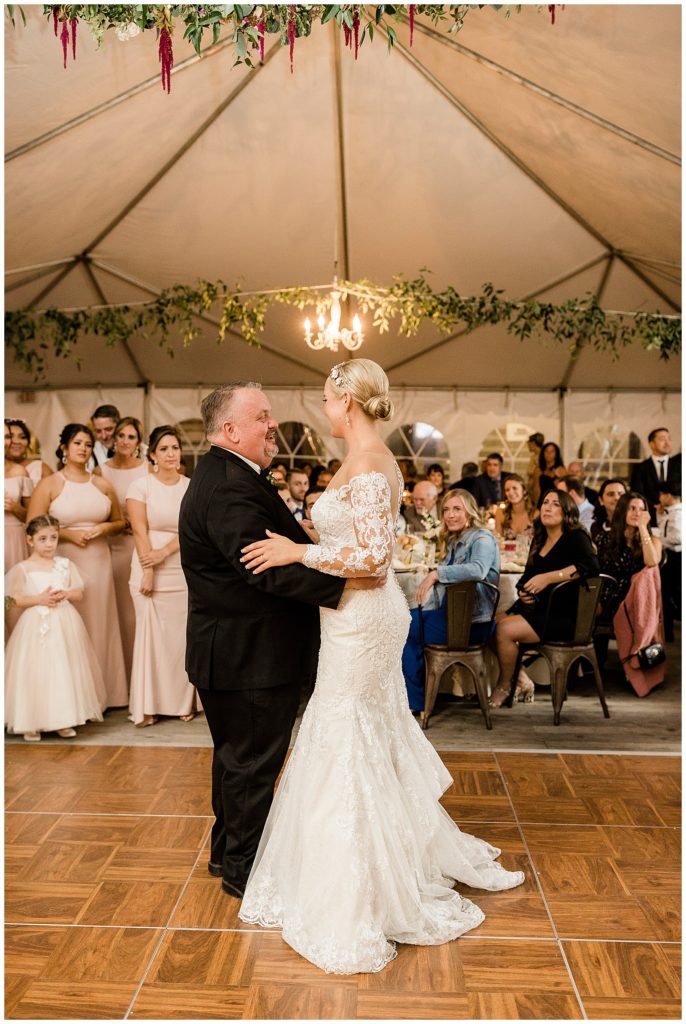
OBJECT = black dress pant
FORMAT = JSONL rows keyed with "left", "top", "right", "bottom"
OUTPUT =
{"left": 199, "top": 683, "right": 300, "bottom": 890}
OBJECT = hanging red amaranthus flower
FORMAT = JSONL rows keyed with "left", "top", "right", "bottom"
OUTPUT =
{"left": 353, "top": 8, "right": 360, "bottom": 59}
{"left": 409, "top": 4, "right": 415, "bottom": 46}
{"left": 343, "top": 22, "right": 351, "bottom": 48}
{"left": 287, "top": 6, "right": 296, "bottom": 73}
{"left": 547, "top": 5, "right": 556, "bottom": 24}
{"left": 70, "top": 17, "right": 77, "bottom": 61}
{"left": 258, "top": 18, "right": 265, "bottom": 63}
{"left": 52, "top": 6, "right": 59, "bottom": 36}
{"left": 159, "top": 26, "right": 173, "bottom": 93}
{"left": 60, "top": 16, "right": 69, "bottom": 69}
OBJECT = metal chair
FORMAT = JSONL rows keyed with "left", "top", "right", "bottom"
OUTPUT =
{"left": 510, "top": 575, "right": 615, "bottom": 726}
{"left": 419, "top": 580, "right": 499, "bottom": 731}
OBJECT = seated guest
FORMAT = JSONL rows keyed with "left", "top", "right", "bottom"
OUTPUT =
{"left": 276, "top": 480, "right": 297, "bottom": 514}
{"left": 656, "top": 482, "right": 682, "bottom": 642}
{"left": 401, "top": 489, "right": 499, "bottom": 713}
{"left": 327, "top": 458, "right": 342, "bottom": 476}
{"left": 426, "top": 463, "right": 447, "bottom": 499}
{"left": 596, "top": 492, "right": 664, "bottom": 696}
{"left": 397, "top": 459, "right": 417, "bottom": 494}
{"left": 596, "top": 492, "right": 662, "bottom": 622}
{"left": 591, "top": 477, "right": 627, "bottom": 541}
{"left": 286, "top": 468, "right": 309, "bottom": 520}
{"left": 538, "top": 442, "right": 567, "bottom": 499}
{"left": 495, "top": 474, "right": 534, "bottom": 540}
{"left": 526, "top": 432, "right": 544, "bottom": 502}
{"left": 308, "top": 464, "right": 327, "bottom": 489}
{"left": 402, "top": 480, "right": 439, "bottom": 534}
{"left": 472, "top": 452, "right": 510, "bottom": 508}
{"left": 630, "top": 426, "right": 681, "bottom": 524}
{"left": 90, "top": 404, "right": 120, "bottom": 467}
{"left": 567, "top": 460, "right": 599, "bottom": 507}
{"left": 490, "top": 489, "right": 599, "bottom": 708}
{"left": 449, "top": 461, "right": 479, "bottom": 494}
{"left": 304, "top": 486, "right": 325, "bottom": 520}
{"left": 555, "top": 476, "right": 595, "bottom": 532}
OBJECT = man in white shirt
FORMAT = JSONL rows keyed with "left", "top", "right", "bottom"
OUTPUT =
{"left": 90, "top": 404, "right": 120, "bottom": 467}
{"left": 631, "top": 427, "right": 682, "bottom": 523}
{"left": 656, "top": 482, "right": 681, "bottom": 642}
{"left": 555, "top": 476, "right": 595, "bottom": 532}
{"left": 286, "top": 468, "right": 309, "bottom": 521}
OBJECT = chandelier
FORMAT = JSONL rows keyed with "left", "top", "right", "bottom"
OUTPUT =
{"left": 304, "top": 282, "right": 363, "bottom": 352}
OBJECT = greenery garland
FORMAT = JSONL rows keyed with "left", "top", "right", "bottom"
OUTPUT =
{"left": 5, "top": 5, "right": 557, "bottom": 87}
{"left": 6, "top": 275, "right": 680, "bottom": 380}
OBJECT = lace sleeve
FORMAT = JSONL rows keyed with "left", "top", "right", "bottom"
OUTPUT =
{"left": 302, "top": 471, "right": 394, "bottom": 578}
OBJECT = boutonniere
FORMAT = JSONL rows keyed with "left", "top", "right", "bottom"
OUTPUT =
{"left": 265, "top": 470, "right": 277, "bottom": 486}
{"left": 420, "top": 511, "right": 440, "bottom": 532}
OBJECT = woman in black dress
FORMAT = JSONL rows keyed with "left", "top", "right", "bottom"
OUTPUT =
{"left": 490, "top": 489, "right": 599, "bottom": 708}
{"left": 595, "top": 491, "right": 662, "bottom": 621}
{"left": 590, "top": 477, "right": 627, "bottom": 542}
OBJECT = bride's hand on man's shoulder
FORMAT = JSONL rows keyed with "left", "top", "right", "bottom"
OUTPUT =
{"left": 241, "top": 530, "right": 304, "bottom": 574}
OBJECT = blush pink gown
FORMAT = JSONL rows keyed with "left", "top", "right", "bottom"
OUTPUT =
{"left": 50, "top": 473, "right": 128, "bottom": 709}
{"left": 100, "top": 462, "right": 148, "bottom": 684}
{"left": 126, "top": 473, "right": 198, "bottom": 723}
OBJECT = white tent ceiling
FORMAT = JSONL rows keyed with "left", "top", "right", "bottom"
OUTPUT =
{"left": 4, "top": 4, "right": 681, "bottom": 391}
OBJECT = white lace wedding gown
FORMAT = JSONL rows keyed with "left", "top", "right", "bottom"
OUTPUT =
{"left": 239, "top": 468, "right": 524, "bottom": 974}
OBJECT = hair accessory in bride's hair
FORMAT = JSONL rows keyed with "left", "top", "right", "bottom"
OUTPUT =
{"left": 330, "top": 364, "right": 346, "bottom": 389}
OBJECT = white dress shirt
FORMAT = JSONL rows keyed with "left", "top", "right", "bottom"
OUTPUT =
{"left": 652, "top": 455, "right": 670, "bottom": 483}
{"left": 656, "top": 502, "right": 682, "bottom": 552}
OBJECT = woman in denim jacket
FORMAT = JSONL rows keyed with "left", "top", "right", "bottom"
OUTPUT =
{"left": 402, "top": 488, "right": 500, "bottom": 713}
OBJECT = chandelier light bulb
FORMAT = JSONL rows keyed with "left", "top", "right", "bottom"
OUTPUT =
{"left": 304, "top": 285, "right": 365, "bottom": 353}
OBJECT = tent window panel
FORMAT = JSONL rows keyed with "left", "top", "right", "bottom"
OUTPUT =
{"left": 578, "top": 428, "right": 643, "bottom": 486}
{"left": 386, "top": 423, "right": 450, "bottom": 477}
{"left": 175, "top": 417, "right": 210, "bottom": 477}
{"left": 276, "top": 421, "right": 327, "bottom": 468}
{"left": 478, "top": 423, "right": 536, "bottom": 477}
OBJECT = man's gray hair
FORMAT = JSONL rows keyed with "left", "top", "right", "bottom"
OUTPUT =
{"left": 201, "top": 382, "right": 262, "bottom": 437}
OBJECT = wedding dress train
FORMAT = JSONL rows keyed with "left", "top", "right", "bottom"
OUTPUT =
{"left": 239, "top": 468, "right": 524, "bottom": 974}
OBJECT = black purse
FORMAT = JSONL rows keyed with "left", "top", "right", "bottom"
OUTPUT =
{"left": 621, "top": 605, "right": 666, "bottom": 670}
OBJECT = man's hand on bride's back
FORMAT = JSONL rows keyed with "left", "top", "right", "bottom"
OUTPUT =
{"left": 345, "top": 575, "right": 387, "bottom": 591}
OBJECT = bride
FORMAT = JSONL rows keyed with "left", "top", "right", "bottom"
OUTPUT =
{"left": 238, "top": 358, "right": 524, "bottom": 974}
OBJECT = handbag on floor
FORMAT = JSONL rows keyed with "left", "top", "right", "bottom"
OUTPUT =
{"left": 621, "top": 605, "right": 666, "bottom": 670}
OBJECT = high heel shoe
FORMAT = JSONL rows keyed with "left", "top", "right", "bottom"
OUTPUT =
{"left": 488, "top": 686, "right": 512, "bottom": 709}
{"left": 514, "top": 672, "right": 535, "bottom": 703}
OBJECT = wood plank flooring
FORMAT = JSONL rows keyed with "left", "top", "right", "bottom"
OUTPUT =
{"left": 5, "top": 744, "right": 681, "bottom": 1019}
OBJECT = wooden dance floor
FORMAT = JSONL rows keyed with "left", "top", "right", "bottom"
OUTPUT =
{"left": 5, "top": 744, "right": 681, "bottom": 1020}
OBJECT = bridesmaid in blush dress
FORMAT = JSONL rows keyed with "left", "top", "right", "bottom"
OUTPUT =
{"left": 127, "top": 425, "right": 197, "bottom": 727}
{"left": 95, "top": 417, "right": 148, "bottom": 683}
{"left": 4, "top": 422, "right": 33, "bottom": 572}
{"left": 5, "top": 417, "right": 53, "bottom": 484}
{"left": 27, "top": 424, "right": 128, "bottom": 710}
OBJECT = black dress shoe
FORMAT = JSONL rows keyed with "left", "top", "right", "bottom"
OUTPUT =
{"left": 221, "top": 878, "right": 246, "bottom": 899}
{"left": 207, "top": 861, "right": 222, "bottom": 877}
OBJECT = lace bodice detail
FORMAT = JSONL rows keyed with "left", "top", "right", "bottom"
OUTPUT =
{"left": 302, "top": 469, "right": 400, "bottom": 578}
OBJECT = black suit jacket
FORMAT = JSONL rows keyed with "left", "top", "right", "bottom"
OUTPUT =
{"left": 179, "top": 447, "right": 344, "bottom": 691}
{"left": 472, "top": 472, "right": 511, "bottom": 508}
{"left": 630, "top": 454, "right": 681, "bottom": 520}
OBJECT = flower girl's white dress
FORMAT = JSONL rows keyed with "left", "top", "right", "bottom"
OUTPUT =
{"left": 5, "top": 558, "right": 105, "bottom": 735}
{"left": 239, "top": 469, "right": 524, "bottom": 974}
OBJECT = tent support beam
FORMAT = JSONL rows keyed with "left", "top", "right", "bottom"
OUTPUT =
{"left": 404, "top": 18, "right": 680, "bottom": 166}
{"left": 331, "top": 22, "right": 351, "bottom": 281}
{"left": 5, "top": 262, "right": 75, "bottom": 295}
{"left": 616, "top": 254, "right": 681, "bottom": 312}
{"left": 384, "top": 252, "right": 609, "bottom": 373}
{"left": 82, "top": 260, "right": 149, "bottom": 385}
{"left": 383, "top": 29, "right": 681, "bottom": 315}
{"left": 5, "top": 37, "right": 237, "bottom": 163}
{"left": 26, "top": 259, "right": 78, "bottom": 309}
{"left": 91, "top": 259, "right": 321, "bottom": 379}
{"left": 79, "top": 40, "right": 282, "bottom": 257}
{"left": 8, "top": 382, "right": 679, "bottom": 394}
{"left": 559, "top": 254, "right": 615, "bottom": 391}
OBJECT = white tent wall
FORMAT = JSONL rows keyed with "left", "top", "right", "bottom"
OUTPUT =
{"left": 6, "top": 387, "right": 679, "bottom": 480}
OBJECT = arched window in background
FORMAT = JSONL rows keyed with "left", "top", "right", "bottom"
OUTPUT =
{"left": 478, "top": 423, "right": 535, "bottom": 476}
{"left": 385, "top": 423, "right": 450, "bottom": 479}
{"left": 175, "top": 418, "right": 210, "bottom": 477}
{"left": 578, "top": 427, "right": 643, "bottom": 486}
{"left": 276, "top": 421, "right": 327, "bottom": 469}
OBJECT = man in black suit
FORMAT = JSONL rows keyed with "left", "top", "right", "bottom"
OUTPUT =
{"left": 448, "top": 461, "right": 479, "bottom": 494}
{"left": 179, "top": 383, "right": 354, "bottom": 899}
{"left": 630, "top": 427, "right": 681, "bottom": 524}
{"left": 472, "top": 452, "right": 510, "bottom": 508}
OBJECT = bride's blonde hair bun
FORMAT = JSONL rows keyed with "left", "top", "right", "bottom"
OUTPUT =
{"left": 329, "top": 359, "right": 394, "bottom": 422}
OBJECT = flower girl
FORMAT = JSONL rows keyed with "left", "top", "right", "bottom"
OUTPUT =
{"left": 5, "top": 515, "right": 105, "bottom": 742}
